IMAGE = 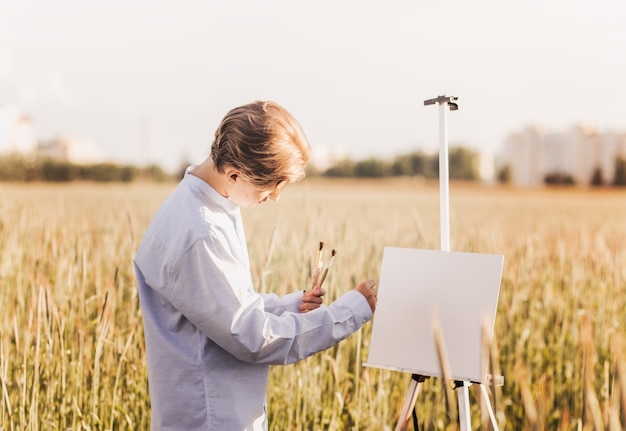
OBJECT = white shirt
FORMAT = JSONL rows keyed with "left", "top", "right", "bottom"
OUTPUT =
{"left": 134, "top": 170, "right": 372, "bottom": 430}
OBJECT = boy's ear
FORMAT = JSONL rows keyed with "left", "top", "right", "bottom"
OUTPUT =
{"left": 224, "top": 166, "right": 240, "bottom": 183}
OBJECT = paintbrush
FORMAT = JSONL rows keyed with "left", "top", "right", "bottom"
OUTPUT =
{"left": 311, "top": 241, "right": 325, "bottom": 286}
{"left": 317, "top": 249, "right": 336, "bottom": 287}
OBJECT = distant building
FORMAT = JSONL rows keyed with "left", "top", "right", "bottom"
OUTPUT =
{"left": 38, "top": 136, "right": 103, "bottom": 164}
{"left": 477, "top": 151, "right": 496, "bottom": 183}
{"left": 0, "top": 104, "right": 37, "bottom": 154}
{"left": 498, "top": 125, "right": 626, "bottom": 187}
{"left": 310, "top": 145, "right": 349, "bottom": 170}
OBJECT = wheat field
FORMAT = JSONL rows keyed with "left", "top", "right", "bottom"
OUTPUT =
{"left": 1, "top": 179, "right": 625, "bottom": 430}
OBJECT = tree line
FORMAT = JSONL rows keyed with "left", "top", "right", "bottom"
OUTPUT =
{"left": 0, "top": 154, "right": 171, "bottom": 182}
{"left": 314, "top": 147, "right": 480, "bottom": 180}
{"left": 0, "top": 148, "right": 482, "bottom": 183}
{"left": 2, "top": 149, "right": 625, "bottom": 186}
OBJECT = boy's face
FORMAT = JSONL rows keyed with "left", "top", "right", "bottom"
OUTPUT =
{"left": 228, "top": 177, "right": 286, "bottom": 208}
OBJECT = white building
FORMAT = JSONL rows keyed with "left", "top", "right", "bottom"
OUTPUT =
{"left": 498, "top": 125, "right": 626, "bottom": 187}
{"left": 0, "top": 104, "right": 37, "bottom": 154}
{"left": 38, "top": 136, "right": 103, "bottom": 164}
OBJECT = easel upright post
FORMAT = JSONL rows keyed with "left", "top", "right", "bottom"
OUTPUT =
{"left": 424, "top": 94, "right": 457, "bottom": 254}
{"left": 426, "top": 95, "right": 472, "bottom": 431}
{"left": 395, "top": 95, "right": 459, "bottom": 431}
{"left": 437, "top": 99, "right": 451, "bottom": 252}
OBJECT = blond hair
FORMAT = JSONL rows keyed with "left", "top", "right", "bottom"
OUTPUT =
{"left": 210, "top": 101, "right": 311, "bottom": 188}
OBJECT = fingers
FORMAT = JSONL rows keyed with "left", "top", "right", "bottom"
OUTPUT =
{"left": 302, "top": 287, "right": 325, "bottom": 303}
{"left": 298, "top": 302, "right": 320, "bottom": 313}
{"left": 364, "top": 279, "right": 376, "bottom": 290}
{"left": 355, "top": 279, "right": 377, "bottom": 313}
{"left": 369, "top": 281, "right": 378, "bottom": 312}
{"left": 357, "top": 279, "right": 377, "bottom": 294}
{"left": 299, "top": 287, "right": 326, "bottom": 313}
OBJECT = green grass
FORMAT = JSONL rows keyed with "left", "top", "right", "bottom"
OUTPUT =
{"left": 1, "top": 179, "right": 625, "bottom": 430}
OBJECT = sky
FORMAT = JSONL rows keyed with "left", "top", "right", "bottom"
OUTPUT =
{"left": 1, "top": 0, "right": 625, "bottom": 172}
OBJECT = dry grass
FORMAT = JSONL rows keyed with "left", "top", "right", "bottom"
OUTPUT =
{"left": 1, "top": 179, "right": 625, "bottom": 430}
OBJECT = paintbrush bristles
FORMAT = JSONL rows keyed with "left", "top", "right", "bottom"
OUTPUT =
{"left": 327, "top": 249, "right": 336, "bottom": 267}
{"left": 314, "top": 242, "right": 325, "bottom": 269}
{"left": 316, "top": 241, "right": 325, "bottom": 265}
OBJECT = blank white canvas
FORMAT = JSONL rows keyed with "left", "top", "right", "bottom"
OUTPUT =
{"left": 364, "top": 247, "right": 503, "bottom": 383}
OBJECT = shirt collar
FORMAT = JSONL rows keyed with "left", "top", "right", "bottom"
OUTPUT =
{"left": 184, "top": 165, "right": 239, "bottom": 214}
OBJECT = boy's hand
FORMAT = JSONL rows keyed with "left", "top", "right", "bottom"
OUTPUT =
{"left": 355, "top": 279, "right": 377, "bottom": 313}
{"left": 299, "top": 286, "right": 326, "bottom": 313}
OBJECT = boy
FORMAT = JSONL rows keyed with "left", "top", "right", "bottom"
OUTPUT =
{"left": 134, "top": 100, "right": 377, "bottom": 430}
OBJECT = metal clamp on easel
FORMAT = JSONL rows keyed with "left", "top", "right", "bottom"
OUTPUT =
{"left": 424, "top": 95, "right": 459, "bottom": 110}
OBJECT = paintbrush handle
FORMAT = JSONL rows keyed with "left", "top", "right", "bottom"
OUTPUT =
{"left": 318, "top": 268, "right": 329, "bottom": 287}
{"left": 311, "top": 267, "right": 320, "bottom": 286}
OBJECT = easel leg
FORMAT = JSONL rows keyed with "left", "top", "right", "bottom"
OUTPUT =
{"left": 396, "top": 374, "right": 428, "bottom": 431}
{"left": 455, "top": 380, "right": 472, "bottom": 431}
{"left": 479, "top": 384, "right": 499, "bottom": 431}
{"left": 454, "top": 382, "right": 500, "bottom": 431}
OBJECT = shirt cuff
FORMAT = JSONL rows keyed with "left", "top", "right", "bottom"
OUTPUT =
{"left": 335, "top": 289, "right": 373, "bottom": 326}
{"left": 283, "top": 290, "right": 306, "bottom": 313}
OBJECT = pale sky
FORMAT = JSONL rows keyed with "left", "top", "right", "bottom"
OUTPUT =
{"left": 1, "top": 0, "right": 625, "bottom": 172}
